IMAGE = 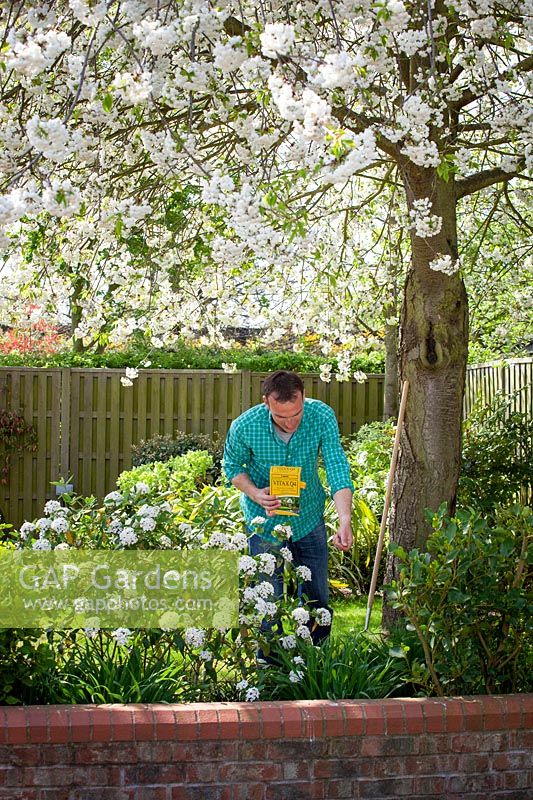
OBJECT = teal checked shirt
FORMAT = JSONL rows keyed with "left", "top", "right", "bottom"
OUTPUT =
{"left": 223, "top": 398, "right": 354, "bottom": 542}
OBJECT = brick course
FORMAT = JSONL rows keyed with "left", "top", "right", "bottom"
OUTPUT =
{"left": 0, "top": 696, "right": 531, "bottom": 799}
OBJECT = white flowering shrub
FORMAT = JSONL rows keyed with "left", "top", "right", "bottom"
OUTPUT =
{"left": 7, "top": 475, "right": 334, "bottom": 703}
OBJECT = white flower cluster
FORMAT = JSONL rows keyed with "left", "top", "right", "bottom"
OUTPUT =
{"left": 409, "top": 198, "right": 443, "bottom": 239}
{"left": 322, "top": 130, "right": 378, "bottom": 186}
{"left": 295, "top": 565, "right": 312, "bottom": 582}
{"left": 238, "top": 555, "right": 257, "bottom": 576}
{"left": 314, "top": 608, "right": 332, "bottom": 627}
{"left": 184, "top": 628, "right": 206, "bottom": 649}
{"left": 120, "top": 367, "right": 138, "bottom": 387}
{"left": 313, "top": 51, "right": 356, "bottom": 90}
{"left": 268, "top": 75, "right": 332, "bottom": 143}
{"left": 26, "top": 116, "right": 74, "bottom": 164}
{"left": 292, "top": 607, "right": 310, "bottom": 625}
{"left": 6, "top": 29, "right": 71, "bottom": 78}
{"left": 319, "top": 364, "right": 332, "bottom": 383}
{"left": 260, "top": 24, "right": 295, "bottom": 59}
{"left": 429, "top": 255, "right": 460, "bottom": 276}
{"left": 112, "top": 627, "right": 132, "bottom": 646}
{"left": 258, "top": 552, "right": 277, "bottom": 576}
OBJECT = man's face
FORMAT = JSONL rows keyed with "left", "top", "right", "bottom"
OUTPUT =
{"left": 263, "top": 391, "right": 304, "bottom": 434}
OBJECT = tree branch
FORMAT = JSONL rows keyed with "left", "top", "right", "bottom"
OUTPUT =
{"left": 456, "top": 163, "right": 525, "bottom": 199}
{"left": 450, "top": 54, "right": 533, "bottom": 111}
{"left": 332, "top": 106, "right": 400, "bottom": 160}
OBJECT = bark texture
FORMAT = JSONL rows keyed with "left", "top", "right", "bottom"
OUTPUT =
{"left": 383, "top": 165, "right": 468, "bottom": 628}
{"left": 383, "top": 322, "right": 399, "bottom": 420}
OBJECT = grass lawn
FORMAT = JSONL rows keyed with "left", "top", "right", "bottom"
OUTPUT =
{"left": 331, "top": 595, "right": 383, "bottom": 636}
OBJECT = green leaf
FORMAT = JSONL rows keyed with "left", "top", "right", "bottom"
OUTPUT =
{"left": 102, "top": 93, "right": 113, "bottom": 112}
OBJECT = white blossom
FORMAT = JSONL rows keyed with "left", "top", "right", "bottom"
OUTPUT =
{"left": 280, "top": 546, "right": 293, "bottom": 562}
{"left": 258, "top": 552, "right": 277, "bottom": 576}
{"left": 184, "top": 628, "right": 206, "bottom": 648}
{"left": 319, "top": 364, "right": 332, "bottom": 383}
{"left": 260, "top": 24, "right": 295, "bottom": 59}
{"left": 245, "top": 686, "right": 260, "bottom": 702}
{"left": 409, "top": 199, "right": 443, "bottom": 239}
{"left": 44, "top": 500, "right": 62, "bottom": 515}
{"left": 296, "top": 624, "right": 312, "bottom": 641}
{"left": 26, "top": 116, "right": 73, "bottom": 163}
{"left": 32, "top": 536, "right": 52, "bottom": 550}
{"left": 238, "top": 555, "right": 258, "bottom": 576}
{"left": 429, "top": 255, "right": 460, "bottom": 276}
{"left": 295, "top": 565, "right": 312, "bottom": 582}
{"left": 314, "top": 608, "right": 332, "bottom": 627}
{"left": 280, "top": 634, "right": 297, "bottom": 649}
{"left": 112, "top": 627, "right": 132, "bottom": 646}
{"left": 51, "top": 517, "right": 69, "bottom": 534}
{"left": 292, "top": 607, "right": 310, "bottom": 625}
{"left": 19, "top": 522, "right": 36, "bottom": 540}
{"left": 119, "top": 527, "right": 138, "bottom": 546}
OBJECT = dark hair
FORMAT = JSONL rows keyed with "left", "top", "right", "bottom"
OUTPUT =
{"left": 262, "top": 370, "right": 304, "bottom": 402}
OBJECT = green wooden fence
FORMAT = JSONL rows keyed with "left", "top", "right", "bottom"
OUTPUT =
{"left": 1, "top": 360, "right": 530, "bottom": 529}
{"left": 0, "top": 368, "right": 384, "bottom": 527}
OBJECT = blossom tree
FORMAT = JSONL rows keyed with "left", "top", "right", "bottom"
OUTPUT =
{"left": 1, "top": 1, "right": 532, "bottom": 612}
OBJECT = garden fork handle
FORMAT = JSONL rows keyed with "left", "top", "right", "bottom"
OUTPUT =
{"left": 364, "top": 380, "right": 409, "bottom": 631}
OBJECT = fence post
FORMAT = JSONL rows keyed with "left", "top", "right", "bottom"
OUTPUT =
{"left": 500, "top": 363, "right": 506, "bottom": 397}
{"left": 60, "top": 368, "right": 71, "bottom": 481}
{"left": 241, "top": 370, "right": 251, "bottom": 413}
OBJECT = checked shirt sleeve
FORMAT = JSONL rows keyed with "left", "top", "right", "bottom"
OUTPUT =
{"left": 222, "top": 421, "right": 250, "bottom": 483}
{"left": 320, "top": 406, "right": 354, "bottom": 497}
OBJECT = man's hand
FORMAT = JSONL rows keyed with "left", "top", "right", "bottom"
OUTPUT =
{"left": 253, "top": 487, "right": 282, "bottom": 516}
{"left": 231, "top": 473, "right": 281, "bottom": 516}
{"left": 332, "top": 519, "right": 353, "bottom": 551}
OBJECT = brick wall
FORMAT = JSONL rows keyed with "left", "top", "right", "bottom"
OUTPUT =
{"left": 1, "top": 696, "right": 531, "bottom": 800}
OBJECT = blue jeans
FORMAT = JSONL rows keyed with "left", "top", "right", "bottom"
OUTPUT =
{"left": 249, "top": 518, "right": 332, "bottom": 646}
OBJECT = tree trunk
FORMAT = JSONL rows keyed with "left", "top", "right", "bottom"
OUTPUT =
{"left": 383, "top": 321, "right": 399, "bottom": 420}
{"left": 382, "top": 164, "right": 468, "bottom": 629}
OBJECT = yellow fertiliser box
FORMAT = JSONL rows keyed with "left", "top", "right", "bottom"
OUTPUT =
{"left": 269, "top": 466, "right": 306, "bottom": 517}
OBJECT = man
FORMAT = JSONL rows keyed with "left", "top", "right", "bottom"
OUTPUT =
{"left": 223, "top": 369, "right": 353, "bottom": 643}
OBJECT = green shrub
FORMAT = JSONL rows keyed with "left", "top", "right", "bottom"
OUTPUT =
{"left": 0, "top": 628, "right": 58, "bottom": 704}
{"left": 132, "top": 430, "right": 224, "bottom": 480}
{"left": 344, "top": 421, "right": 395, "bottom": 517}
{"left": 322, "top": 421, "right": 394, "bottom": 595}
{"left": 258, "top": 631, "right": 411, "bottom": 700}
{"left": 50, "top": 631, "right": 198, "bottom": 704}
{"left": 117, "top": 450, "right": 214, "bottom": 497}
{"left": 324, "top": 496, "right": 380, "bottom": 595}
{"left": 385, "top": 503, "right": 533, "bottom": 696}
{"left": 0, "top": 340, "right": 385, "bottom": 374}
{"left": 459, "top": 392, "right": 532, "bottom": 510}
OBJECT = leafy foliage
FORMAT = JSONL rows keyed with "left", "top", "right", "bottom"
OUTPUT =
{"left": 117, "top": 450, "right": 214, "bottom": 498}
{"left": 385, "top": 504, "right": 532, "bottom": 696}
{"left": 343, "top": 421, "right": 395, "bottom": 516}
{"left": 258, "top": 631, "right": 411, "bottom": 700}
{"left": 459, "top": 392, "right": 532, "bottom": 510}
{"left": 50, "top": 631, "right": 198, "bottom": 704}
{"left": 0, "top": 627, "right": 58, "bottom": 705}
{"left": 0, "top": 341, "right": 385, "bottom": 374}
{"left": 132, "top": 430, "right": 224, "bottom": 481}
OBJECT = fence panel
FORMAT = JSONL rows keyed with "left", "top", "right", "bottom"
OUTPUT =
{"left": 464, "top": 358, "right": 532, "bottom": 418}
{"left": 0, "top": 368, "right": 62, "bottom": 525}
{"left": 2, "top": 361, "right": 530, "bottom": 529}
{"left": 246, "top": 371, "right": 384, "bottom": 436}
